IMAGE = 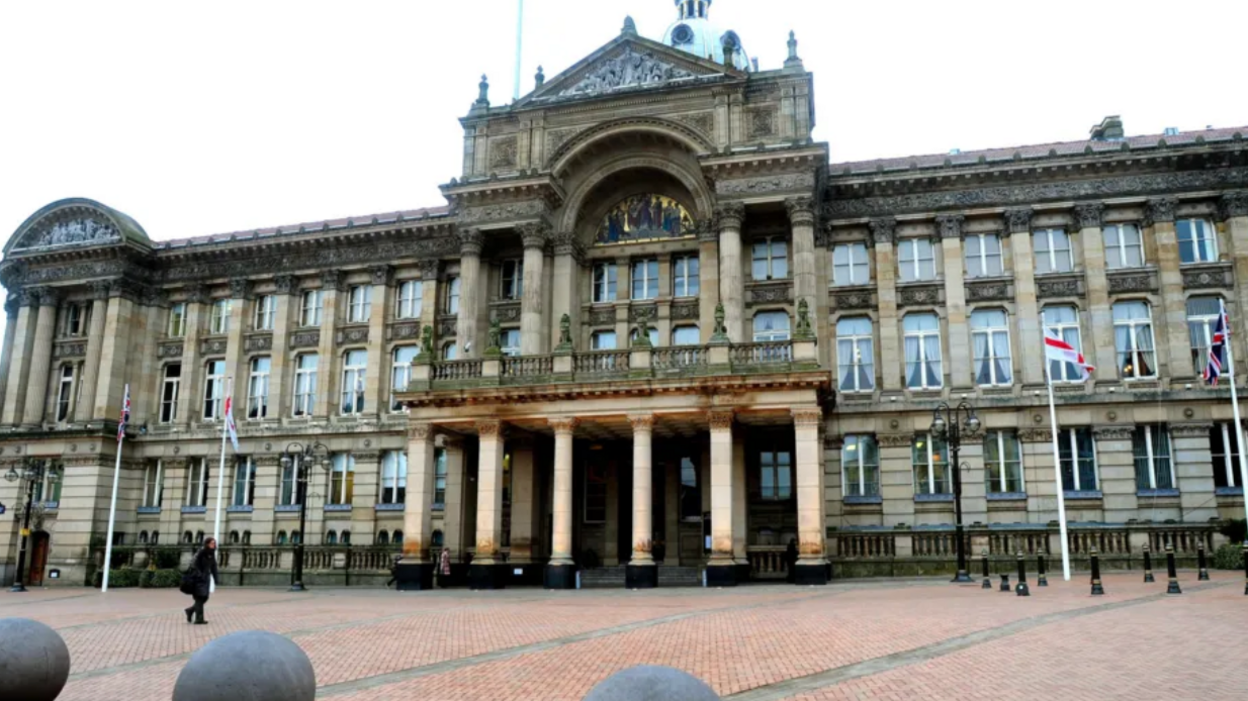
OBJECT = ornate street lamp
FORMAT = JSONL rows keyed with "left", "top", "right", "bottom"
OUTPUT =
{"left": 279, "top": 441, "right": 331, "bottom": 592}
{"left": 930, "top": 401, "right": 980, "bottom": 583}
{"left": 5, "top": 457, "right": 58, "bottom": 593}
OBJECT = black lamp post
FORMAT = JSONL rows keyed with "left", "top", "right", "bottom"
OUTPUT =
{"left": 5, "top": 457, "right": 58, "bottom": 593}
{"left": 279, "top": 441, "right": 330, "bottom": 592}
{"left": 930, "top": 400, "right": 980, "bottom": 583}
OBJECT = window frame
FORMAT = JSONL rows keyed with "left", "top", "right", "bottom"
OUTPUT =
{"left": 1033, "top": 228, "right": 1073, "bottom": 274}
{"left": 390, "top": 345, "right": 419, "bottom": 412}
{"left": 203, "top": 359, "right": 226, "bottom": 421}
{"left": 500, "top": 328, "right": 522, "bottom": 357}
{"left": 903, "top": 313, "right": 943, "bottom": 389}
{"left": 1176, "top": 218, "right": 1218, "bottom": 264}
{"left": 160, "top": 363, "right": 181, "bottom": 424}
{"left": 1042, "top": 306, "right": 1085, "bottom": 383}
{"left": 970, "top": 309, "right": 1013, "bottom": 387}
{"left": 593, "top": 263, "right": 618, "bottom": 303}
{"left": 758, "top": 446, "right": 793, "bottom": 501}
{"left": 444, "top": 276, "right": 461, "bottom": 314}
{"left": 672, "top": 254, "right": 700, "bottom": 297}
{"left": 752, "top": 311, "right": 791, "bottom": 342}
{"left": 912, "top": 434, "right": 951, "bottom": 495}
{"left": 1211, "top": 422, "right": 1246, "bottom": 490}
{"left": 832, "top": 241, "right": 871, "bottom": 286}
{"left": 232, "top": 456, "right": 256, "bottom": 507}
{"left": 347, "top": 285, "right": 372, "bottom": 324}
{"left": 340, "top": 349, "right": 367, "bottom": 416}
{"left": 434, "top": 447, "right": 448, "bottom": 507}
{"left": 143, "top": 461, "right": 164, "bottom": 508}
{"left": 671, "top": 325, "right": 700, "bottom": 346}
{"left": 246, "top": 356, "right": 270, "bottom": 420}
{"left": 55, "top": 363, "right": 76, "bottom": 422}
{"left": 898, "top": 238, "right": 936, "bottom": 282}
{"left": 329, "top": 454, "right": 356, "bottom": 505}
{"left": 380, "top": 450, "right": 408, "bottom": 505}
{"left": 500, "top": 259, "right": 524, "bottom": 300}
{"left": 253, "top": 294, "right": 276, "bottom": 331}
{"left": 751, "top": 236, "right": 789, "bottom": 281}
{"left": 187, "top": 458, "right": 211, "bottom": 507}
{"left": 301, "top": 290, "right": 324, "bottom": 327}
{"left": 1133, "top": 424, "right": 1175, "bottom": 491}
{"left": 1058, "top": 427, "right": 1099, "bottom": 492}
{"left": 292, "top": 353, "right": 318, "bottom": 417}
{"left": 1103, "top": 223, "right": 1145, "bottom": 269}
{"left": 209, "top": 299, "right": 231, "bottom": 335}
{"left": 591, "top": 330, "right": 617, "bottom": 350}
{"left": 396, "top": 280, "right": 423, "bottom": 319}
{"left": 630, "top": 258, "right": 659, "bottom": 300}
{"left": 984, "top": 430, "right": 1024, "bottom": 494}
{"left": 964, "top": 233, "right": 1003, "bottom": 278}
{"left": 168, "top": 303, "right": 187, "bottom": 337}
{"left": 841, "top": 434, "right": 880, "bottom": 498}
{"left": 1113, "top": 301, "right": 1157, "bottom": 380}
{"left": 1187, "top": 296, "right": 1223, "bottom": 378}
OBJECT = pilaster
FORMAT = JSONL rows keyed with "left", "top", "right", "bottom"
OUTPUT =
{"left": 1075, "top": 203, "right": 1117, "bottom": 381}
{"left": 509, "top": 440, "right": 537, "bottom": 564}
{"left": 1006, "top": 208, "right": 1043, "bottom": 385}
{"left": 269, "top": 275, "right": 297, "bottom": 421}
{"left": 937, "top": 215, "right": 970, "bottom": 389}
{"left": 1148, "top": 198, "right": 1188, "bottom": 380}
{"left": 176, "top": 289, "right": 207, "bottom": 428}
{"left": 707, "top": 410, "right": 736, "bottom": 583}
{"left": 870, "top": 218, "right": 902, "bottom": 391}
{"left": 793, "top": 408, "right": 827, "bottom": 581}
{"left": 1220, "top": 193, "right": 1248, "bottom": 365}
{"left": 0, "top": 297, "right": 18, "bottom": 417}
{"left": 716, "top": 203, "right": 745, "bottom": 343}
{"left": 403, "top": 423, "right": 437, "bottom": 563}
{"left": 224, "top": 279, "right": 250, "bottom": 419}
{"left": 456, "top": 229, "right": 483, "bottom": 358}
{"left": 1171, "top": 423, "right": 1217, "bottom": 522}
{"left": 364, "top": 265, "right": 394, "bottom": 416}
{"left": 314, "top": 270, "right": 342, "bottom": 419}
{"left": 22, "top": 288, "right": 59, "bottom": 427}
{"left": 75, "top": 284, "right": 110, "bottom": 422}
{"left": 519, "top": 224, "right": 548, "bottom": 355}
{"left": 473, "top": 419, "right": 505, "bottom": 565}
{"left": 441, "top": 437, "right": 468, "bottom": 561}
{"left": 1, "top": 292, "right": 39, "bottom": 425}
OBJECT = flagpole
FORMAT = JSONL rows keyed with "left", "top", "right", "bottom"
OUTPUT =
{"left": 210, "top": 377, "right": 232, "bottom": 594}
{"left": 1045, "top": 363, "right": 1072, "bottom": 581}
{"left": 1223, "top": 304, "right": 1248, "bottom": 526}
{"left": 101, "top": 383, "right": 128, "bottom": 593}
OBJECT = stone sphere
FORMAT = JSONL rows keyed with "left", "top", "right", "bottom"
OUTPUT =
{"left": 584, "top": 665, "right": 720, "bottom": 701}
{"left": 0, "top": 617, "right": 71, "bottom": 701}
{"left": 173, "top": 630, "right": 315, "bottom": 701}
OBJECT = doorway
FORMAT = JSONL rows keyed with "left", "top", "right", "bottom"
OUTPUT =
{"left": 28, "top": 531, "right": 50, "bottom": 586}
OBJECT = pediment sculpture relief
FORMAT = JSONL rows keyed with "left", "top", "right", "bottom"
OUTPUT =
{"left": 20, "top": 217, "right": 120, "bottom": 250}
{"left": 560, "top": 47, "right": 697, "bottom": 97}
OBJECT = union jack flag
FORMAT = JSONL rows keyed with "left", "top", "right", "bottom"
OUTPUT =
{"left": 1204, "top": 300, "right": 1230, "bottom": 385}
{"left": 117, "top": 384, "right": 131, "bottom": 443}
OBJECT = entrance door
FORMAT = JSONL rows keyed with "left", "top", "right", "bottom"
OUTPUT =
{"left": 28, "top": 532, "right": 50, "bottom": 586}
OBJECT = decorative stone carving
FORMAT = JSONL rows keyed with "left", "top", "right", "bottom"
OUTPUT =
{"left": 935, "top": 214, "right": 965, "bottom": 239}
{"left": 1036, "top": 276, "right": 1082, "bottom": 298}
{"left": 273, "top": 275, "right": 297, "bottom": 295}
{"left": 785, "top": 197, "right": 816, "bottom": 227}
{"left": 1073, "top": 203, "right": 1105, "bottom": 230}
{"left": 748, "top": 282, "right": 792, "bottom": 304}
{"left": 290, "top": 331, "right": 320, "bottom": 349}
{"left": 185, "top": 284, "right": 210, "bottom": 304}
{"left": 1218, "top": 192, "right": 1248, "bottom": 221}
{"left": 16, "top": 217, "right": 119, "bottom": 251}
{"left": 320, "top": 270, "right": 343, "bottom": 292}
{"left": 490, "top": 136, "right": 518, "bottom": 169}
{"left": 200, "top": 338, "right": 227, "bottom": 356}
{"left": 1004, "top": 208, "right": 1033, "bottom": 234}
{"left": 457, "top": 228, "right": 484, "bottom": 256}
{"left": 336, "top": 326, "right": 369, "bottom": 346}
{"left": 1106, "top": 271, "right": 1156, "bottom": 294}
{"left": 36, "top": 287, "right": 60, "bottom": 307}
{"left": 108, "top": 279, "right": 143, "bottom": 303}
{"left": 589, "top": 309, "right": 615, "bottom": 327}
{"left": 90, "top": 280, "right": 113, "bottom": 300}
{"left": 695, "top": 219, "right": 718, "bottom": 243}
{"left": 141, "top": 285, "right": 168, "bottom": 308}
{"left": 438, "top": 317, "right": 457, "bottom": 338}
{"left": 518, "top": 222, "right": 548, "bottom": 250}
{"left": 476, "top": 419, "right": 503, "bottom": 437}
{"left": 559, "top": 46, "right": 696, "bottom": 97}
{"left": 791, "top": 408, "right": 822, "bottom": 426}
{"left": 1017, "top": 428, "right": 1054, "bottom": 443}
{"left": 418, "top": 259, "right": 441, "bottom": 280}
{"left": 551, "top": 231, "right": 584, "bottom": 261}
{"left": 369, "top": 265, "right": 394, "bottom": 287}
{"left": 794, "top": 299, "right": 814, "bottom": 340}
{"left": 458, "top": 200, "right": 549, "bottom": 225}
{"left": 1092, "top": 426, "right": 1134, "bottom": 440}
{"left": 157, "top": 341, "right": 184, "bottom": 358}
{"left": 549, "top": 416, "right": 579, "bottom": 434}
{"left": 53, "top": 341, "right": 86, "bottom": 359}
{"left": 1182, "top": 267, "right": 1233, "bottom": 290}
{"left": 244, "top": 335, "right": 272, "bottom": 353}
{"left": 228, "top": 278, "right": 253, "bottom": 300}
{"left": 714, "top": 202, "right": 745, "bottom": 230}
{"left": 670, "top": 302, "right": 699, "bottom": 320}
{"left": 1170, "top": 422, "right": 1214, "bottom": 437}
{"left": 492, "top": 303, "right": 521, "bottom": 323}
{"left": 672, "top": 112, "right": 713, "bottom": 138}
{"left": 628, "top": 414, "right": 655, "bottom": 432}
{"left": 555, "top": 314, "right": 573, "bottom": 352}
{"left": 833, "top": 291, "right": 875, "bottom": 310}
{"left": 868, "top": 218, "right": 896, "bottom": 245}
{"left": 898, "top": 284, "right": 943, "bottom": 307}
{"left": 1145, "top": 197, "right": 1177, "bottom": 225}
{"left": 876, "top": 433, "right": 914, "bottom": 448}
{"left": 408, "top": 423, "right": 433, "bottom": 441}
{"left": 629, "top": 305, "right": 657, "bottom": 323}
{"left": 716, "top": 172, "right": 815, "bottom": 197}
{"left": 748, "top": 107, "right": 777, "bottom": 137}
{"left": 546, "top": 127, "right": 586, "bottom": 156}
{"left": 707, "top": 410, "right": 734, "bottom": 431}
{"left": 388, "top": 322, "right": 421, "bottom": 342}
{"left": 965, "top": 281, "right": 1012, "bottom": 302}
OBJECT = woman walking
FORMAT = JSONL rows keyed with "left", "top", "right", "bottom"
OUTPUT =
{"left": 438, "top": 547, "right": 452, "bottom": 588}
{"left": 184, "top": 537, "right": 219, "bottom": 625}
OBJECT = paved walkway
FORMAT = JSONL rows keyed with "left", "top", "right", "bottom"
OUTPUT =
{"left": 3, "top": 572, "right": 1243, "bottom": 700}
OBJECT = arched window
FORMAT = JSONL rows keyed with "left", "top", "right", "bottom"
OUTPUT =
{"left": 229, "top": 530, "right": 240, "bottom": 544}
{"left": 195, "top": 530, "right": 204, "bottom": 544}
{"left": 182, "top": 531, "right": 193, "bottom": 544}
{"left": 139, "top": 531, "right": 149, "bottom": 544}
{"left": 325, "top": 530, "right": 338, "bottom": 545}
{"left": 341, "top": 530, "right": 351, "bottom": 545}
{"left": 291, "top": 530, "right": 302, "bottom": 545}
{"left": 151, "top": 531, "right": 160, "bottom": 545}
{"left": 242, "top": 530, "right": 251, "bottom": 545}
{"left": 377, "top": 530, "right": 390, "bottom": 545}
{"left": 432, "top": 529, "right": 444, "bottom": 547}
{"left": 970, "top": 309, "right": 1012, "bottom": 386}
{"left": 392, "top": 530, "right": 404, "bottom": 546}
{"left": 276, "top": 530, "right": 288, "bottom": 545}
{"left": 752, "top": 311, "right": 790, "bottom": 342}
{"left": 1113, "top": 301, "right": 1156, "bottom": 379}
{"left": 836, "top": 317, "right": 874, "bottom": 392}
{"left": 903, "top": 313, "right": 942, "bottom": 389}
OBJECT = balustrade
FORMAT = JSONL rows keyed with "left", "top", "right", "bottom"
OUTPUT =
{"left": 432, "top": 359, "right": 483, "bottom": 382}
{"left": 730, "top": 340, "right": 793, "bottom": 366}
{"left": 652, "top": 345, "right": 709, "bottom": 372}
{"left": 573, "top": 349, "right": 630, "bottom": 375}
{"left": 501, "top": 354, "right": 553, "bottom": 379}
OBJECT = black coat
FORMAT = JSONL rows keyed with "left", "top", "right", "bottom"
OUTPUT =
{"left": 191, "top": 547, "right": 220, "bottom": 598}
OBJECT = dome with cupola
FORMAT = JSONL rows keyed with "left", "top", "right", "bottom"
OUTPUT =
{"left": 661, "top": 0, "right": 752, "bottom": 72}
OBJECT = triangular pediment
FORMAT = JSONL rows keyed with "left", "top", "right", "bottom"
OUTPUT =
{"left": 518, "top": 33, "right": 744, "bottom": 107}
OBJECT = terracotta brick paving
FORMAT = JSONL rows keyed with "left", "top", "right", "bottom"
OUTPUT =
{"left": 3, "top": 572, "right": 1241, "bottom": 701}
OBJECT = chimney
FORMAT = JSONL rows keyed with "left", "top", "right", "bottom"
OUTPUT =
{"left": 1089, "top": 115, "right": 1124, "bottom": 141}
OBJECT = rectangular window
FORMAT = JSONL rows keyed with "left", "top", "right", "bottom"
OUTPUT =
{"left": 1058, "top": 427, "right": 1098, "bottom": 492}
{"left": 903, "top": 313, "right": 942, "bottom": 389}
{"left": 209, "top": 299, "right": 230, "bottom": 335}
{"left": 63, "top": 303, "right": 87, "bottom": 337}
{"left": 329, "top": 454, "right": 355, "bottom": 505}
{"left": 301, "top": 290, "right": 323, "bottom": 327}
{"left": 984, "top": 431, "right": 1024, "bottom": 494}
{"left": 841, "top": 435, "right": 880, "bottom": 498}
{"left": 232, "top": 456, "right": 256, "bottom": 507}
{"left": 56, "top": 364, "right": 75, "bottom": 422}
{"left": 1043, "top": 306, "right": 1085, "bottom": 382}
{"left": 836, "top": 317, "right": 874, "bottom": 392}
{"left": 278, "top": 458, "right": 298, "bottom": 506}
{"left": 434, "top": 447, "right": 448, "bottom": 507}
{"left": 160, "top": 364, "right": 181, "bottom": 424}
{"left": 187, "top": 458, "right": 210, "bottom": 507}
{"left": 442, "top": 343, "right": 458, "bottom": 360}
{"left": 143, "top": 461, "right": 164, "bottom": 508}
{"left": 912, "top": 434, "right": 950, "bottom": 495}
{"left": 1187, "top": 296, "right": 1223, "bottom": 377}
{"left": 591, "top": 330, "right": 617, "bottom": 350}
{"left": 1177, "top": 218, "right": 1217, "bottom": 264}
{"left": 501, "top": 259, "right": 524, "bottom": 300}
{"left": 396, "top": 280, "right": 423, "bottom": 319}
{"left": 341, "top": 350, "right": 367, "bottom": 415}
{"left": 631, "top": 259, "right": 659, "bottom": 300}
{"left": 203, "top": 360, "right": 225, "bottom": 420}
{"left": 679, "top": 456, "right": 700, "bottom": 520}
{"left": 970, "top": 309, "right": 1012, "bottom": 386}
{"left": 444, "top": 276, "right": 461, "bottom": 314}
{"left": 347, "top": 285, "right": 371, "bottom": 323}
{"left": 1103, "top": 224, "right": 1144, "bottom": 269}
{"left": 1033, "top": 229, "right": 1073, "bottom": 274}
{"left": 1113, "top": 301, "right": 1156, "bottom": 379}
{"left": 1133, "top": 424, "right": 1174, "bottom": 491}
{"left": 293, "top": 354, "right": 318, "bottom": 417}
{"left": 759, "top": 449, "right": 793, "bottom": 500}
{"left": 751, "top": 237, "right": 789, "bottom": 281}
{"left": 752, "top": 311, "right": 791, "bottom": 342}
{"left": 593, "top": 263, "right": 618, "bottom": 303}
{"left": 672, "top": 325, "right": 700, "bottom": 346}
{"left": 247, "top": 356, "right": 270, "bottom": 419}
{"left": 585, "top": 463, "right": 607, "bottom": 523}
{"left": 833, "top": 242, "right": 870, "bottom": 286}
{"left": 380, "top": 450, "right": 408, "bottom": 504}
{"left": 390, "top": 346, "right": 419, "bottom": 411}
{"left": 965, "top": 233, "right": 1003, "bottom": 278}
{"left": 501, "top": 329, "right": 521, "bottom": 357}
{"left": 168, "top": 303, "right": 187, "bottom": 337}
{"left": 1210, "top": 422, "right": 1245, "bottom": 489}
{"left": 673, "top": 255, "right": 700, "bottom": 297}
{"left": 253, "top": 294, "right": 276, "bottom": 331}
{"left": 898, "top": 239, "right": 936, "bottom": 282}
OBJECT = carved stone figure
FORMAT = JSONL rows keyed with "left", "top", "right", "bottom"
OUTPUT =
{"left": 560, "top": 47, "right": 696, "bottom": 97}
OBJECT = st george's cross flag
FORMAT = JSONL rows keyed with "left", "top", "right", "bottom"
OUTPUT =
{"left": 1203, "top": 299, "right": 1230, "bottom": 386}
{"left": 223, "top": 394, "right": 240, "bottom": 452}
{"left": 1044, "top": 331, "right": 1096, "bottom": 381}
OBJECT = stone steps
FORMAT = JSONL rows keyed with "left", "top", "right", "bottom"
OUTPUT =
{"left": 577, "top": 565, "right": 703, "bottom": 588}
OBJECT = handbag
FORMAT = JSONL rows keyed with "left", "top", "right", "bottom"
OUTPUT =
{"left": 179, "top": 568, "right": 200, "bottom": 595}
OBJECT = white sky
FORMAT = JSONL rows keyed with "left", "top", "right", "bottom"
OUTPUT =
{"left": 1, "top": 0, "right": 1246, "bottom": 312}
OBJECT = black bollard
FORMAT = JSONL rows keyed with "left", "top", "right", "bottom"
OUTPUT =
{"left": 1090, "top": 546, "right": 1105, "bottom": 596}
{"left": 1197, "top": 542, "right": 1210, "bottom": 581}
{"left": 1142, "top": 543, "right": 1155, "bottom": 583}
{"left": 1165, "top": 543, "right": 1182, "bottom": 595}
{"left": 999, "top": 572, "right": 1010, "bottom": 592}
{"left": 1037, "top": 553, "right": 1048, "bottom": 587}
{"left": 1242, "top": 542, "right": 1247, "bottom": 596}
{"left": 981, "top": 549, "right": 991, "bottom": 590}
{"left": 1015, "top": 552, "right": 1030, "bottom": 597}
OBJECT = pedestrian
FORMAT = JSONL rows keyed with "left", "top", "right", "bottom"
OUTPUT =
{"left": 439, "top": 547, "right": 452, "bottom": 587}
{"left": 785, "top": 538, "right": 798, "bottom": 583}
{"left": 386, "top": 554, "right": 402, "bottom": 588}
{"left": 183, "top": 537, "right": 219, "bottom": 625}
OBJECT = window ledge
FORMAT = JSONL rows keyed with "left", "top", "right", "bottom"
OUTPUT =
{"left": 1215, "top": 486, "right": 1244, "bottom": 496}
{"left": 181, "top": 506, "right": 207, "bottom": 515}
{"left": 914, "top": 493, "right": 954, "bottom": 503}
{"left": 137, "top": 506, "right": 161, "bottom": 515}
{"left": 1064, "top": 490, "right": 1103, "bottom": 500}
{"left": 844, "top": 495, "right": 882, "bottom": 505}
{"left": 226, "top": 505, "right": 254, "bottom": 513}
{"left": 275, "top": 504, "right": 302, "bottom": 513}
{"left": 324, "top": 504, "right": 353, "bottom": 513}
{"left": 1137, "top": 488, "right": 1180, "bottom": 498}
{"left": 375, "top": 503, "right": 405, "bottom": 512}
{"left": 987, "top": 492, "right": 1027, "bottom": 501}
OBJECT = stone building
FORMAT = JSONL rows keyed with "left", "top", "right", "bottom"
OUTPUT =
{"left": 1, "top": 0, "right": 1245, "bottom": 589}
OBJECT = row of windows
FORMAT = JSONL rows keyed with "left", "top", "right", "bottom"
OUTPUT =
{"left": 832, "top": 219, "right": 1219, "bottom": 286}
{"left": 160, "top": 529, "right": 418, "bottom": 548}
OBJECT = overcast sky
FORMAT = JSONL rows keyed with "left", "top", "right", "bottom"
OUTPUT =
{"left": 2, "top": 0, "right": 1246, "bottom": 272}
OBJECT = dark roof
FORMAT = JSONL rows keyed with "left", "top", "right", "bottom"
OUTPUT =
{"left": 830, "top": 125, "right": 1248, "bottom": 176}
{"left": 151, "top": 206, "right": 451, "bottom": 250}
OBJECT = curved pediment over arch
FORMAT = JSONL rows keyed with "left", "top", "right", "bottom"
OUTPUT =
{"left": 548, "top": 116, "right": 716, "bottom": 175}
{"left": 5, "top": 197, "right": 150, "bottom": 256}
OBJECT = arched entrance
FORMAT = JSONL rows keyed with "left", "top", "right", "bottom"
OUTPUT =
{"left": 28, "top": 531, "right": 50, "bottom": 586}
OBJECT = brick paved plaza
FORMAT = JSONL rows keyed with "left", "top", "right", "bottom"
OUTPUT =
{"left": 2, "top": 573, "right": 1243, "bottom": 701}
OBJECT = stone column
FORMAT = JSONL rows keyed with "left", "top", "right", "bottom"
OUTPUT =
{"left": 223, "top": 279, "right": 251, "bottom": 416}
{"left": 546, "top": 417, "right": 577, "bottom": 588}
{"left": 175, "top": 286, "right": 207, "bottom": 427}
{"left": 627, "top": 414, "right": 657, "bottom": 588}
{"left": 1, "top": 291, "right": 39, "bottom": 425}
{"left": 418, "top": 260, "right": 441, "bottom": 338}
{"left": 697, "top": 222, "right": 721, "bottom": 343}
{"left": 441, "top": 437, "right": 468, "bottom": 562}
{"left": 706, "top": 409, "right": 737, "bottom": 586}
{"left": 0, "top": 297, "right": 18, "bottom": 416}
{"left": 1149, "top": 198, "right": 1189, "bottom": 380}
{"left": 938, "top": 215, "right": 971, "bottom": 389}
{"left": 268, "top": 275, "right": 296, "bottom": 419}
{"left": 1006, "top": 208, "right": 1044, "bottom": 386}
{"left": 251, "top": 455, "right": 281, "bottom": 547}
{"left": 1094, "top": 426, "right": 1138, "bottom": 523}
{"left": 519, "top": 224, "right": 547, "bottom": 355}
{"left": 1221, "top": 193, "right": 1248, "bottom": 364}
{"left": 93, "top": 283, "right": 139, "bottom": 424}
{"left": 21, "top": 288, "right": 59, "bottom": 428}
{"left": 397, "top": 423, "right": 437, "bottom": 589}
{"left": 871, "top": 219, "right": 903, "bottom": 391}
{"left": 549, "top": 234, "right": 582, "bottom": 350}
{"left": 456, "top": 229, "right": 483, "bottom": 358}
{"left": 74, "top": 283, "right": 110, "bottom": 422}
{"left": 731, "top": 432, "right": 747, "bottom": 572}
{"left": 364, "top": 265, "right": 394, "bottom": 416}
{"left": 787, "top": 196, "right": 821, "bottom": 332}
{"left": 313, "top": 270, "right": 341, "bottom": 419}
{"left": 509, "top": 441, "right": 536, "bottom": 566}
{"left": 1172, "top": 423, "right": 1218, "bottom": 523}
{"left": 716, "top": 203, "right": 746, "bottom": 343}
{"left": 793, "top": 408, "right": 828, "bottom": 584}
{"left": 470, "top": 418, "right": 506, "bottom": 588}
{"left": 1075, "top": 203, "right": 1117, "bottom": 381}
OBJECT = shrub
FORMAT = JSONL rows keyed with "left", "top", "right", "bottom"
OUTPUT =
{"left": 149, "top": 569, "right": 182, "bottom": 588}
{"left": 152, "top": 548, "right": 183, "bottom": 570}
{"left": 1213, "top": 543, "right": 1245, "bottom": 571}
{"left": 1219, "top": 519, "right": 1247, "bottom": 546}
{"left": 92, "top": 568, "right": 142, "bottom": 588}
